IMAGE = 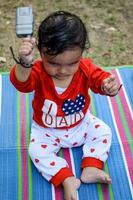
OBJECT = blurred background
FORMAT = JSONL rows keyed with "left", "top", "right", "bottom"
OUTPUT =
{"left": 0, "top": 0, "right": 133, "bottom": 71}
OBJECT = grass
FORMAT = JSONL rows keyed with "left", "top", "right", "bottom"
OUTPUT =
{"left": 104, "top": 15, "right": 117, "bottom": 25}
{"left": 0, "top": 0, "right": 133, "bottom": 72}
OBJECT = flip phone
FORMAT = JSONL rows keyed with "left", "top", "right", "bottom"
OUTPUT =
{"left": 16, "top": 7, "right": 34, "bottom": 37}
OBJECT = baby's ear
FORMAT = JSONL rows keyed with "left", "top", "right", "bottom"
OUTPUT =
{"left": 40, "top": 49, "right": 44, "bottom": 57}
{"left": 40, "top": 47, "right": 47, "bottom": 56}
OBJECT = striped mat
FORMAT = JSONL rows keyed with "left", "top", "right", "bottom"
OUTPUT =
{"left": 0, "top": 66, "right": 133, "bottom": 200}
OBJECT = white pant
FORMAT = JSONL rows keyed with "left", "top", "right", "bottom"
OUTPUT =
{"left": 29, "top": 111, "right": 112, "bottom": 182}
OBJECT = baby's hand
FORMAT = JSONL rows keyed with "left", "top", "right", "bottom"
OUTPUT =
{"left": 101, "top": 74, "right": 122, "bottom": 96}
{"left": 19, "top": 37, "right": 36, "bottom": 65}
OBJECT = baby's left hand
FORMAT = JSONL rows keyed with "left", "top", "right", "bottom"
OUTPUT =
{"left": 101, "top": 74, "right": 122, "bottom": 96}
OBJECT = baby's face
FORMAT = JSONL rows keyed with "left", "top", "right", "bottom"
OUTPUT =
{"left": 41, "top": 48, "right": 82, "bottom": 81}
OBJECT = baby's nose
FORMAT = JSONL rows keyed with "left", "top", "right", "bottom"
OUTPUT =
{"left": 58, "top": 66, "right": 68, "bottom": 73}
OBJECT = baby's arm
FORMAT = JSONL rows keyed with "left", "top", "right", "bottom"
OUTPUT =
{"left": 15, "top": 37, "right": 36, "bottom": 82}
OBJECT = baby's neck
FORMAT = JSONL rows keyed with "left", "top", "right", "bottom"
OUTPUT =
{"left": 52, "top": 75, "right": 73, "bottom": 88}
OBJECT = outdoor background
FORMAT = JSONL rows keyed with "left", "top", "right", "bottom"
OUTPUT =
{"left": 0, "top": 0, "right": 133, "bottom": 71}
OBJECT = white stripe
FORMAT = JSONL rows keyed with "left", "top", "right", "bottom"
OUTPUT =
{"left": 0, "top": 74, "right": 2, "bottom": 121}
{"left": 51, "top": 185, "right": 55, "bottom": 200}
{"left": 69, "top": 148, "right": 80, "bottom": 200}
{"left": 116, "top": 69, "right": 133, "bottom": 120}
{"left": 107, "top": 96, "right": 133, "bottom": 198}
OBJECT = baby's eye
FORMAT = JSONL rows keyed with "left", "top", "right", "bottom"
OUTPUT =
{"left": 68, "top": 61, "right": 79, "bottom": 66}
{"left": 49, "top": 62, "right": 59, "bottom": 67}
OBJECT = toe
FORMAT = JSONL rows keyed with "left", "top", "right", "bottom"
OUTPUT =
{"left": 75, "top": 178, "right": 81, "bottom": 189}
{"left": 105, "top": 175, "right": 112, "bottom": 184}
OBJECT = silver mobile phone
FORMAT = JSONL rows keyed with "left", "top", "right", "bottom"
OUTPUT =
{"left": 16, "top": 7, "right": 34, "bottom": 37}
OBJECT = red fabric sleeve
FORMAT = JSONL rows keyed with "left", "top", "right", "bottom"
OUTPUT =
{"left": 50, "top": 167, "right": 74, "bottom": 187}
{"left": 80, "top": 59, "right": 111, "bottom": 94}
{"left": 10, "top": 65, "right": 36, "bottom": 93}
{"left": 81, "top": 157, "right": 103, "bottom": 169}
{"left": 89, "top": 66, "right": 111, "bottom": 94}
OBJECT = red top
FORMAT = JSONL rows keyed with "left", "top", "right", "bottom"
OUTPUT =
{"left": 10, "top": 58, "right": 111, "bottom": 129}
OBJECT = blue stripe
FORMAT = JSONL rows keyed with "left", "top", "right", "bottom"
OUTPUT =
{"left": 0, "top": 149, "right": 18, "bottom": 200}
{"left": 0, "top": 75, "right": 18, "bottom": 148}
{"left": 118, "top": 68, "right": 133, "bottom": 109}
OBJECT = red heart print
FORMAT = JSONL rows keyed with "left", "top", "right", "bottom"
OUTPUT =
{"left": 95, "top": 124, "right": 100, "bottom": 128}
{"left": 50, "top": 161, "right": 55, "bottom": 166}
{"left": 90, "top": 148, "right": 95, "bottom": 153}
{"left": 31, "top": 138, "right": 35, "bottom": 142}
{"left": 41, "top": 144, "right": 47, "bottom": 148}
{"left": 103, "top": 139, "right": 107, "bottom": 144}
{"left": 92, "top": 137, "right": 97, "bottom": 141}
{"left": 53, "top": 143, "right": 58, "bottom": 146}
{"left": 45, "top": 133, "right": 50, "bottom": 137}
{"left": 84, "top": 133, "right": 87, "bottom": 139}
{"left": 73, "top": 142, "right": 78, "bottom": 146}
{"left": 55, "top": 138, "right": 60, "bottom": 143}
{"left": 35, "top": 158, "right": 39, "bottom": 163}
{"left": 64, "top": 134, "right": 69, "bottom": 138}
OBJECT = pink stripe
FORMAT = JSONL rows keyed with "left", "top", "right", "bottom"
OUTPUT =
{"left": 63, "top": 148, "right": 73, "bottom": 171}
{"left": 112, "top": 69, "right": 133, "bottom": 137}
{"left": 102, "top": 185, "right": 110, "bottom": 200}
{"left": 55, "top": 186, "right": 63, "bottom": 200}
{"left": 110, "top": 95, "right": 133, "bottom": 186}
{"left": 55, "top": 149, "right": 73, "bottom": 200}
{"left": 20, "top": 93, "right": 28, "bottom": 200}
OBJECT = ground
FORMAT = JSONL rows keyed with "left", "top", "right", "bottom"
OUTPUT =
{"left": 0, "top": 0, "right": 133, "bottom": 72}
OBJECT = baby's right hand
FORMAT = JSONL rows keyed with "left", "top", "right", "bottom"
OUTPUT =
{"left": 19, "top": 37, "right": 36, "bottom": 65}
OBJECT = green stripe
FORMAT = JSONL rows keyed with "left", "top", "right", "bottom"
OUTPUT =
{"left": 17, "top": 92, "right": 22, "bottom": 200}
{"left": 102, "top": 66, "right": 133, "bottom": 70}
{"left": 97, "top": 184, "right": 104, "bottom": 200}
{"left": 115, "top": 95, "right": 133, "bottom": 153}
{"left": 90, "top": 91, "right": 96, "bottom": 114}
{"left": 26, "top": 94, "right": 33, "bottom": 200}
{"left": 58, "top": 149, "right": 63, "bottom": 157}
{"left": 0, "top": 71, "right": 9, "bottom": 74}
{"left": 104, "top": 163, "right": 114, "bottom": 200}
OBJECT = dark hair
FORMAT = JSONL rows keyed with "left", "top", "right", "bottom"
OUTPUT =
{"left": 38, "top": 11, "right": 90, "bottom": 55}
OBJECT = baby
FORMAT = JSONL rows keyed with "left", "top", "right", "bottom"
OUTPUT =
{"left": 10, "top": 11, "right": 120, "bottom": 200}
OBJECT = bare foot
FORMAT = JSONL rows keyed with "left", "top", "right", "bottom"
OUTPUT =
{"left": 81, "top": 167, "right": 112, "bottom": 184}
{"left": 62, "top": 176, "right": 81, "bottom": 200}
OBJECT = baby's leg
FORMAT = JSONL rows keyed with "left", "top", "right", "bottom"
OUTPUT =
{"left": 62, "top": 177, "right": 81, "bottom": 200}
{"left": 29, "top": 131, "right": 81, "bottom": 199}
{"left": 29, "top": 123, "right": 74, "bottom": 187}
{"left": 29, "top": 138, "right": 74, "bottom": 186}
{"left": 81, "top": 115, "right": 112, "bottom": 184}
